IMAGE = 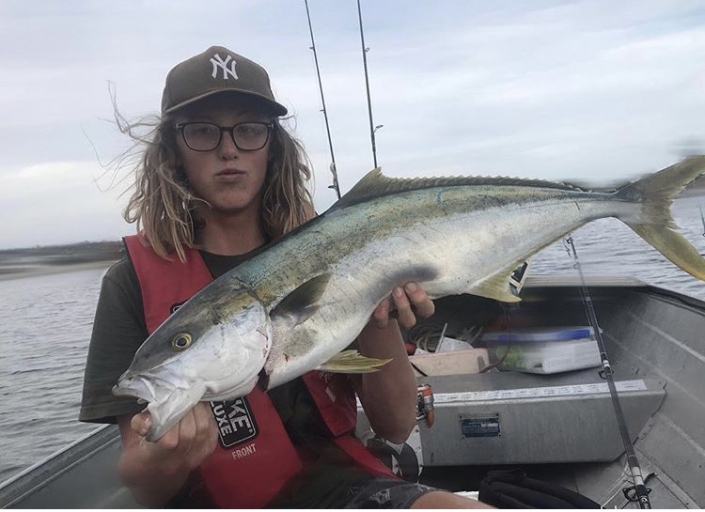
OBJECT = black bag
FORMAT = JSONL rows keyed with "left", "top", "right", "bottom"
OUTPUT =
{"left": 478, "top": 469, "right": 601, "bottom": 508}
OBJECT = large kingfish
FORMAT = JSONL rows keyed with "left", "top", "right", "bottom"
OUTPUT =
{"left": 114, "top": 156, "right": 705, "bottom": 441}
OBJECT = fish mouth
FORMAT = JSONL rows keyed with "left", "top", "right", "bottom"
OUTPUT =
{"left": 113, "top": 373, "right": 206, "bottom": 442}
{"left": 113, "top": 372, "right": 158, "bottom": 403}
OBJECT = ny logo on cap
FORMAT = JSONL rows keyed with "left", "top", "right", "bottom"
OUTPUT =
{"left": 210, "top": 53, "right": 238, "bottom": 80}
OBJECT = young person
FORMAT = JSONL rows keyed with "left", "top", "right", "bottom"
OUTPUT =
{"left": 80, "top": 45, "right": 490, "bottom": 509}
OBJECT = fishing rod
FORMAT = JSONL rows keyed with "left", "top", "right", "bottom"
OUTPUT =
{"left": 303, "top": 0, "right": 341, "bottom": 200}
{"left": 356, "top": 0, "right": 381, "bottom": 169}
{"left": 564, "top": 236, "right": 652, "bottom": 509}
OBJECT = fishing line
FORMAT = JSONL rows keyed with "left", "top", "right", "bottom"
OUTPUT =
{"left": 434, "top": 323, "right": 449, "bottom": 352}
{"left": 303, "top": 0, "right": 341, "bottom": 199}
{"left": 563, "top": 236, "right": 652, "bottom": 509}
{"left": 478, "top": 303, "right": 515, "bottom": 373}
{"left": 407, "top": 322, "right": 444, "bottom": 352}
{"left": 356, "top": 0, "right": 381, "bottom": 169}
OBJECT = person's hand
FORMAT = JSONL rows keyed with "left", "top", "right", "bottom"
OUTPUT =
{"left": 372, "top": 282, "right": 435, "bottom": 329}
{"left": 130, "top": 402, "right": 218, "bottom": 474}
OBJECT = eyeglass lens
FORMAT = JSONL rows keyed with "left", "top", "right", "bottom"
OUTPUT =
{"left": 181, "top": 122, "right": 271, "bottom": 151}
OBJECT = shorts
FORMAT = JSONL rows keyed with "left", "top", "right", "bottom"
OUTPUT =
{"left": 335, "top": 477, "right": 436, "bottom": 509}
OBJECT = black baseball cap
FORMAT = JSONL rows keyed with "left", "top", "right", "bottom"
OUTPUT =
{"left": 161, "top": 46, "right": 287, "bottom": 116}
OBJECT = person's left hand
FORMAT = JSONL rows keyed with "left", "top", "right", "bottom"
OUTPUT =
{"left": 372, "top": 282, "right": 435, "bottom": 329}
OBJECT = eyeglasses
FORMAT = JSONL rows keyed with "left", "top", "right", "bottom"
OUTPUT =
{"left": 174, "top": 121, "right": 274, "bottom": 152}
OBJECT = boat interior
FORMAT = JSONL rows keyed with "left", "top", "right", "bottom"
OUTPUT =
{"left": 1, "top": 276, "right": 704, "bottom": 508}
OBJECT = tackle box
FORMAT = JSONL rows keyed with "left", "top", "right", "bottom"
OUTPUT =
{"left": 481, "top": 327, "right": 601, "bottom": 374}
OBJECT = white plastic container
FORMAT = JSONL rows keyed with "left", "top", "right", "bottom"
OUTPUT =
{"left": 481, "top": 327, "right": 601, "bottom": 374}
{"left": 436, "top": 336, "right": 473, "bottom": 352}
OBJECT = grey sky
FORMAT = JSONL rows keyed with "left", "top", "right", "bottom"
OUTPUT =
{"left": 2, "top": 0, "right": 704, "bottom": 249}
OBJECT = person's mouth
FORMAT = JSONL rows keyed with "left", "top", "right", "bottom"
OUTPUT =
{"left": 215, "top": 168, "right": 247, "bottom": 182}
{"left": 217, "top": 168, "right": 246, "bottom": 176}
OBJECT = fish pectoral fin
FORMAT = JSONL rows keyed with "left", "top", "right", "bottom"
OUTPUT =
{"left": 270, "top": 273, "right": 333, "bottom": 327}
{"left": 317, "top": 349, "right": 391, "bottom": 373}
{"left": 470, "top": 264, "right": 524, "bottom": 303}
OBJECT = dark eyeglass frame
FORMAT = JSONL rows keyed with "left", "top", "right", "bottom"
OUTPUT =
{"left": 174, "top": 121, "right": 274, "bottom": 152}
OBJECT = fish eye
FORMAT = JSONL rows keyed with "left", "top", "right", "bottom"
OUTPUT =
{"left": 172, "top": 333, "right": 192, "bottom": 351}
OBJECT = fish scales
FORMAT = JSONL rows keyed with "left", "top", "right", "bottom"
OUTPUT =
{"left": 255, "top": 186, "right": 632, "bottom": 381}
{"left": 113, "top": 157, "right": 705, "bottom": 440}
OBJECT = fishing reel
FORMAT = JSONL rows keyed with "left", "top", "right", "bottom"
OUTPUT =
{"left": 416, "top": 383, "right": 435, "bottom": 427}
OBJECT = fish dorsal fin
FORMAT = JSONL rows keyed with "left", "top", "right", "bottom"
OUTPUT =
{"left": 331, "top": 168, "right": 591, "bottom": 210}
{"left": 270, "top": 273, "right": 332, "bottom": 327}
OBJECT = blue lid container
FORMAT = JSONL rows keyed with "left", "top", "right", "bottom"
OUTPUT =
{"left": 481, "top": 326, "right": 596, "bottom": 344}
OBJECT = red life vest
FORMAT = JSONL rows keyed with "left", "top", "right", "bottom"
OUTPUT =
{"left": 123, "top": 235, "right": 397, "bottom": 508}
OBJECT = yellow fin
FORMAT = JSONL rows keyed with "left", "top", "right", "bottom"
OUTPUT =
{"left": 616, "top": 157, "right": 705, "bottom": 282}
{"left": 628, "top": 225, "right": 705, "bottom": 281}
{"left": 470, "top": 264, "right": 524, "bottom": 303}
{"left": 317, "top": 350, "right": 392, "bottom": 373}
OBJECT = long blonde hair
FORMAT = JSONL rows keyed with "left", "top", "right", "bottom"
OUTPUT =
{"left": 118, "top": 109, "right": 314, "bottom": 261}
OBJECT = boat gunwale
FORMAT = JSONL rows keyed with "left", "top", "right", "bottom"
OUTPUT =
{"left": 0, "top": 424, "right": 120, "bottom": 508}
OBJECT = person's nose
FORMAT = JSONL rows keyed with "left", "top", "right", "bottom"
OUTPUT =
{"left": 217, "top": 129, "right": 240, "bottom": 160}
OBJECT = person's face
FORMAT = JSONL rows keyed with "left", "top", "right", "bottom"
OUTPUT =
{"left": 174, "top": 96, "right": 273, "bottom": 216}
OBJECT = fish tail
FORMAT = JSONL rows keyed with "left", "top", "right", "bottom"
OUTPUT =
{"left": 616, "top": 155, "right": 705, "bottom": 281}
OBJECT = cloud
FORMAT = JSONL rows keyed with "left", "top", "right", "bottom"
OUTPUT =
{"left": 0, "top": 161, "right": 131, "bottom": 249}
{"left": 1, "top": 0, "right": 705, "bottom": 246}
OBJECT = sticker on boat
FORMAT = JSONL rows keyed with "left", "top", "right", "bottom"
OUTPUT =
{"left": 460, "top": 416, "right": 501, "bottom": 438}
{"left": 434, "top": 379, "right": 647, "bottom": 403}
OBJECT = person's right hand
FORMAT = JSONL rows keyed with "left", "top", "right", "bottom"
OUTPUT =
{"left": 130, "top": 402, "right": 218, "bottom": 473}
{"left": 117, "top": 402, "right": 218, "bottom": 505}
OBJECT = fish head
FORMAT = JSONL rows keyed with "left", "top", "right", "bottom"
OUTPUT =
{"left": 113, "top": 283, "right": 272, "bottom": 441}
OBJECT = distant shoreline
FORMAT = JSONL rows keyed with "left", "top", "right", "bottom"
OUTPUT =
{"left": 0, "top": 241, "right": 124, "bottom": 282}
{"left": 0, "top": 260, "right": 118, "bottom": 282}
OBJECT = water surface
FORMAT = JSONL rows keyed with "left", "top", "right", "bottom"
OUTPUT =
{"left": 1, "top": 197, "right": 705, "bottom": 484}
